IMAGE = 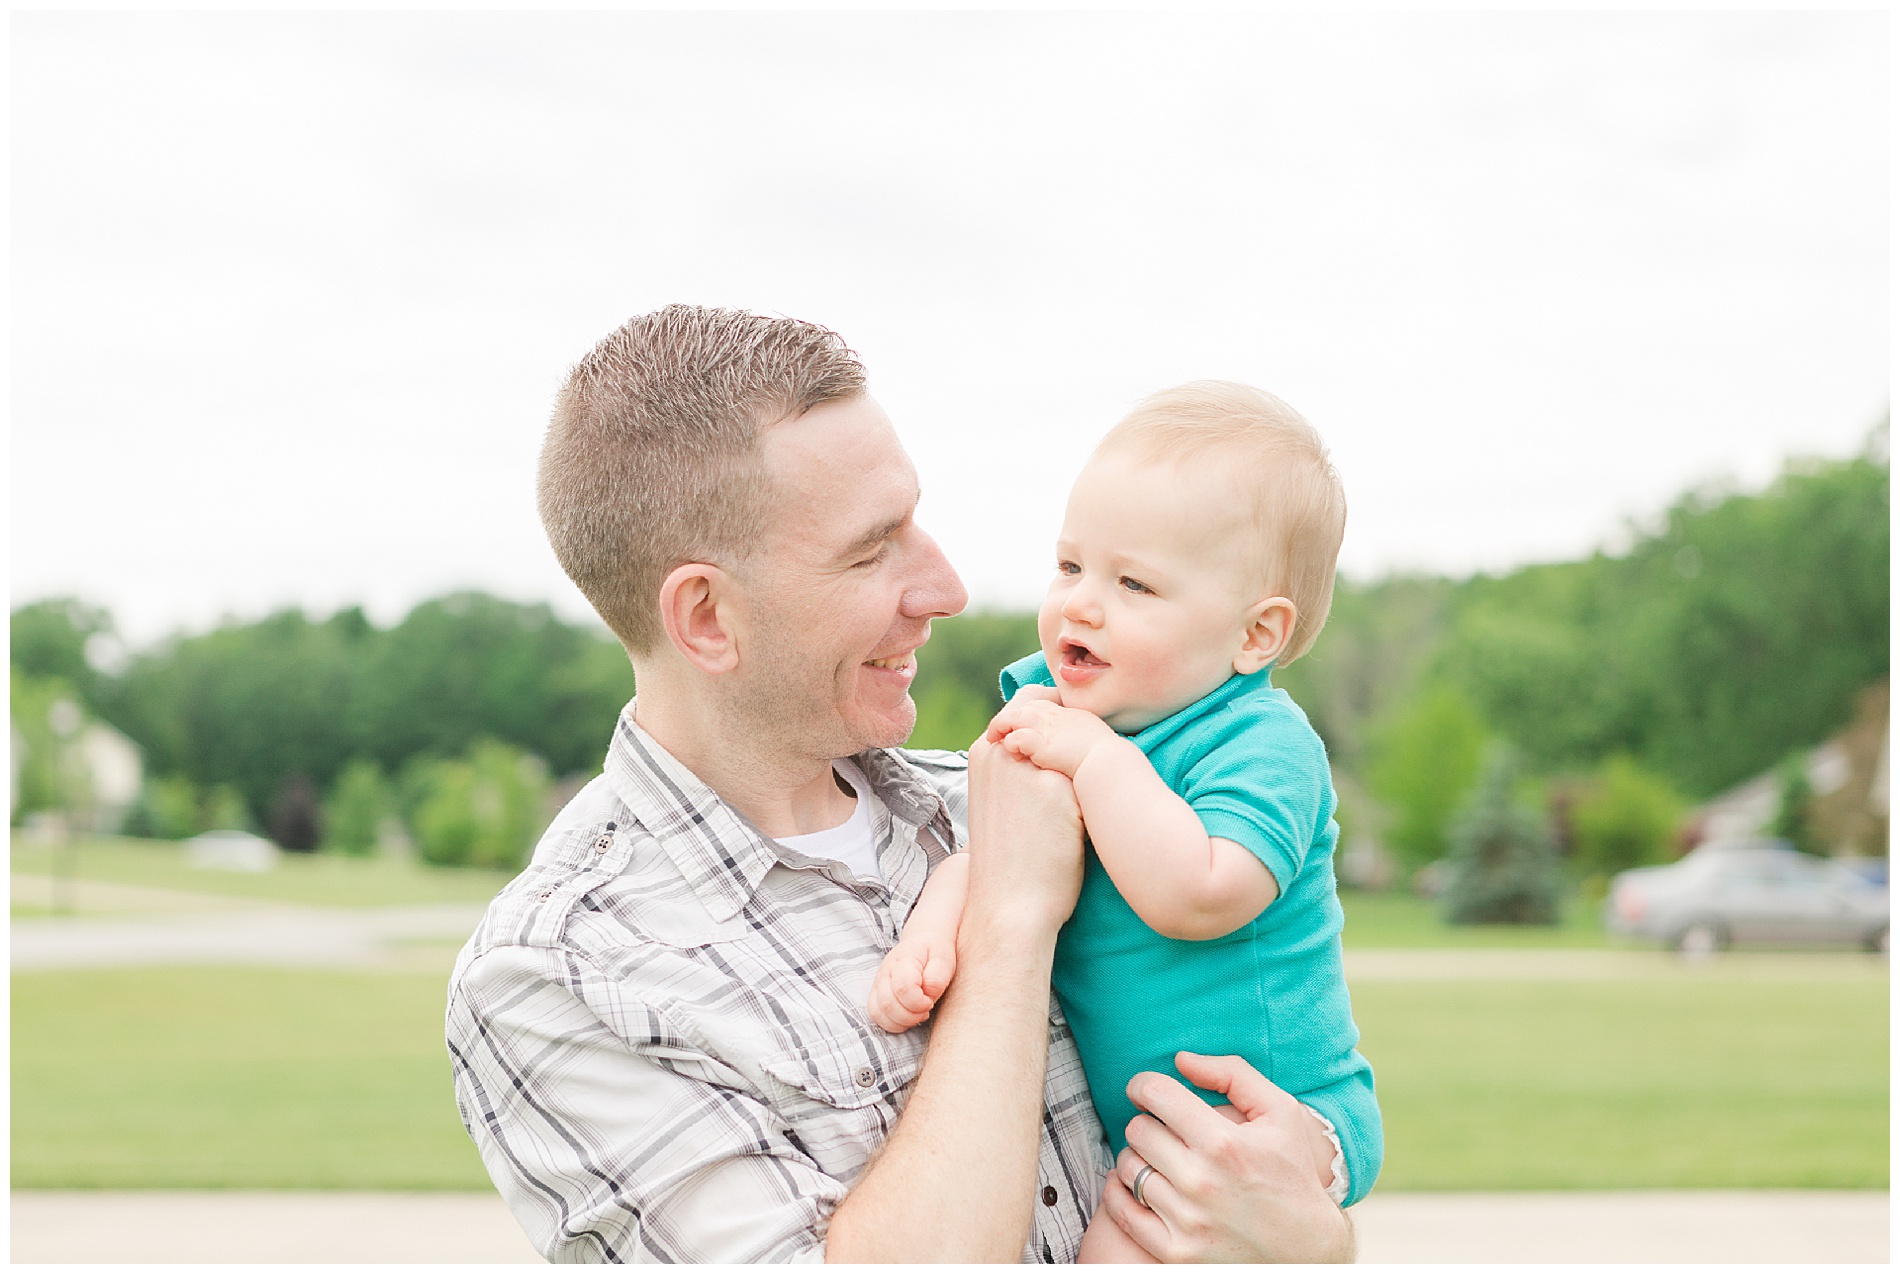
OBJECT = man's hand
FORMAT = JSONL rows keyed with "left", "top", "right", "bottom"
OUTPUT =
{"left": 1101, "top": 1053, "right": 1354, "bottom": 1263}
{"left": 985, "top": 687, "right": 1119, "bottom": 781}
{"left": 826, "top": 737, "right": 1084, "bottom": 1262}
{"left": 869, "top": 931, "right": 955, "bottom": 1032}
{"left": 962, "top": 733, "right": 1085, "bottom": 937}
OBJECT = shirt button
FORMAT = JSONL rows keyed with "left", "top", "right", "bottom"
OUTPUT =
{"left": 854, "top": 1066, "right": 876, "bottom": 1089}
{"left": 593, "top": 835, "right": 613, "bottom": 853}
{"left": 1041, "top": 1185, "right": 1058, "bottom": 1206}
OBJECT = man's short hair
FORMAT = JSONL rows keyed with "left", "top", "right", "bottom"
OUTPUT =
{"left": 538, "top": 305, "right": 867, "bottom": 653}
{"left": 1096, "top": 381, "right": 1347, "bottom": 665}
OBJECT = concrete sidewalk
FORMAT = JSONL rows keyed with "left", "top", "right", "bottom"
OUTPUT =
{"left": 10, "top": 1189, "right": 1889, "bottom": 1263}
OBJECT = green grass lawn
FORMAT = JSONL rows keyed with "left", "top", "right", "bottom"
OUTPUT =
{"left": 10, "top": 835, "right": 516, "bottom": 910}
{"left": 12, "top": 963, "right": 1886, "bottom": 1191}
{"left": 1358, "top": 978, "right": 1888, "bottom": 1189}
{"left": 1339, "top": 887, "right": 1612, "bottom": 949}
{"left": 12, "top": 967, "right": 490, "bottom": 1189}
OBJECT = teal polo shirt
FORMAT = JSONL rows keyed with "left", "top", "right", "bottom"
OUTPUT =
{"left": 1000, "top": 652, "right": 1381, "bottom": 1206}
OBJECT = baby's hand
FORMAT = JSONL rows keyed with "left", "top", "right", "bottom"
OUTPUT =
{"left": 985, "top": 690, "right": 1119, "bottom": 779}
{"left": 869, "top": 931, "right": 957, "bottom": 1033}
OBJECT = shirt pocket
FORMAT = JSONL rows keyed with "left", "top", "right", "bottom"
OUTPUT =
{"left": 761, "top": 1015, "right": 924, "bottom": 1110}
{"left": 757, "top": 1014, "right": 927, "bottom": 1182}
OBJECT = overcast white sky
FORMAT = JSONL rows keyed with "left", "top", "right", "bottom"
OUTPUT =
{"left": 11, "top": 10, "right": 1889, "bottom": 646}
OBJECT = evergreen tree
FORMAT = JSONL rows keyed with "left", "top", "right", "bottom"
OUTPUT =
{"left": 1442, "top": 745, "right": 1562, "bottom": 925}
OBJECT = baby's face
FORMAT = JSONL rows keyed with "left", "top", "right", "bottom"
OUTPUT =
{"left": 1037, "top": 450, "right": 1261, "bottom": 733}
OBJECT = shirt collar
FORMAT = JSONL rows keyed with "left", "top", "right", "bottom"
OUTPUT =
{"left": 602, "top": 703, "right": 955, "bottom": 923}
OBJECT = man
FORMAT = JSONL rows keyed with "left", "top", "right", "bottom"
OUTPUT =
{"left": 446, "top": 306, "right": 1353, "bottom": 1263}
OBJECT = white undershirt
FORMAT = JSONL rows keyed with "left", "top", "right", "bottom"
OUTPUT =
{"left": 776, "top": 758, "right": 884, "bottom": 883}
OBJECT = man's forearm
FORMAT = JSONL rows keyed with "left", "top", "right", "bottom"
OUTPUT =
{"left": 825, "top": 909, "right": 1058, "bottom": 1262}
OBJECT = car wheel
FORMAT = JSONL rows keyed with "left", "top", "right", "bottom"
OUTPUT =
{"left": 1866, "top": 925, "right": 1889, "bottom": 955}
{"left": 1673, "top": 921, "right": 1727, "bottom": 958}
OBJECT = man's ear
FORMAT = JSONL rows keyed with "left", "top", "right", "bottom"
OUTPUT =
{"left": 1233, "top": 596, "right": 1297, "bottom": 675}
{"left": 658, "top": 563, "right": 746, "bottom": 675}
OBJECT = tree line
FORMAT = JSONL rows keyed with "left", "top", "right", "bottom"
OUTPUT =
{"left": 11, "top": 594, "right": 635, "bottom": 866}
{"left": 11, "top": 434, "right": 1887, "bottom": 879}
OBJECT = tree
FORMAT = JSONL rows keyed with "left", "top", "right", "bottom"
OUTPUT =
{"left": 9, "top": 599, "right": 112, "bottom": 708}
{"left": 1441, "top": 746, "right": 1562, "bottom": 925}
{"left": 66, "top": 593, "right": 634, "bottom": 835}
{"left": 268, "top": 774, "right": 324, "bottom": 852}
{"left": 1277, "top": 575, "right": 1456, "bottom": 771}
{"left": 1436, "top": 450, "right": 1889, "bottom": 797}
{"left": 1364, "top": 685, "right": 1488, "bottom": 871}
{"left": 906, "top": 611, "right": 1041, "bottom": 750}
{"left": 353, "top": 594, "right": 632, "bottom": 778}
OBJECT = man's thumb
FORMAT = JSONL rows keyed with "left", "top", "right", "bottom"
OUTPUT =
{"left": 1173, "top": 1051, "right": 1297, "bottom": 1122}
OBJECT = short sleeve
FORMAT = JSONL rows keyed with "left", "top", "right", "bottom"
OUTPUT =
{"left": 1177, "top": 705, "right": 1329, "bottom": 894}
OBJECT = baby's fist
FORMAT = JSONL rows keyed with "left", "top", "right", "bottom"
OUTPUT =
{"left": 868, "top": 937, "right": 957, "bottom": 1033}
{"left": 987, "top": 697, "right": 1115, "bottom": 778}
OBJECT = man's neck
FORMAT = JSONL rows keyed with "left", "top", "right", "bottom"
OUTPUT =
{"left": 629, "top": 666, "right": 857, "bottom": 841}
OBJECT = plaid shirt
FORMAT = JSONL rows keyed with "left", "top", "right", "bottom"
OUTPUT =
{"left": 446, "top": 706, "right": 1112, "bottom": 1263}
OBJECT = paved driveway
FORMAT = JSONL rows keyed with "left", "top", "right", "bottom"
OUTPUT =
{"left": 11, "top": 882, "right": 485, "bottom": 970}
{"left": 10, "top": 901, "right": 489, "bottom": 970}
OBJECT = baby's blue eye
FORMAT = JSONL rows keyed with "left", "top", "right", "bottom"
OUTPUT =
{"left": 1056, "top": 560, "right": 1081, "bottom": 576}
{"left": 1119, "top": 576, "right": 1152, "bottom": 595}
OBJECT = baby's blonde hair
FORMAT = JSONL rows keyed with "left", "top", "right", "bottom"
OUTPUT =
{"left": 1096, "top": 381, "right": 1346, "bottom": 664}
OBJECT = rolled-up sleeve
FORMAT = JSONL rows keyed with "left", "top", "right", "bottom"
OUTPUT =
{"left": 448, "top": 944, "right": 839, "bottom": 1264}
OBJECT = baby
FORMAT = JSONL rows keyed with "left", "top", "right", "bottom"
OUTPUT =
{"left": 869, "top": 381, "right": 1381, "bottom": 1260}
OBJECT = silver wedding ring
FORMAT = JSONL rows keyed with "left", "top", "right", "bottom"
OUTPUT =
{"left": 1131, "top": 1164, "right": 1157, "bottom": 1209}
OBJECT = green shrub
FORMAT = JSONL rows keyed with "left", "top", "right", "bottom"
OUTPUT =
{"left": 1569, "top": 754, "right": 1685, "bottom": 876}
{"left": 1365, "top": 684, "right": 1489, "bottom": 871}
{"left": 323, "top": 759, "right": 390, "bottom": 857}
{"left": 120, "top": 776, "right": 202, "bottom": 840}
{"left": 1770, "top": 754, "right": 1819, "bottom": 855}
{"left": 409, "top": 741, "right": 549, "bottom": 870}
{"left": 10, "top": 670, "right": 76, "bottom": 820}
{"left": 202, "top": 784, "right": 254, "bottom": 832}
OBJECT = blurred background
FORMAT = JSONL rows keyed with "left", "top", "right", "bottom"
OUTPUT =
{"left": 10, "top": 9, "right": 1887, "bottom": 1263}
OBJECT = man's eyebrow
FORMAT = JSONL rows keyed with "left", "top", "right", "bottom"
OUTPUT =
{"left": 836, "top": 497, "right": 917, "bottom": 561}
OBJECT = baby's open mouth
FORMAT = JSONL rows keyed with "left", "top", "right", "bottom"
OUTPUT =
{"left": 1060, "top": 641, "right": 1108, "bottom": 669}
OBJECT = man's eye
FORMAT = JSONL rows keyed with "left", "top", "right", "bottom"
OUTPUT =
{"left": 1120, "top": 576, "right": 1153, "bottom": 595}
{"left": 856, "top": 544, "right": 890, "bottom": 568}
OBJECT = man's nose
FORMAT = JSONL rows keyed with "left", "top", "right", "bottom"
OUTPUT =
{"left": 902, "top": 527, "right": 969, "bottom": 620}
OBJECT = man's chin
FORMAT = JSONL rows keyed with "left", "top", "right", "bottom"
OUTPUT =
{"left": 851, "top": 697, "right": 918, "bottom": 753}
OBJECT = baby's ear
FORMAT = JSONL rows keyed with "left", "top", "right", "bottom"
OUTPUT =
{"left": 1234, "top": 597, "right": 1297, "bottom": 675}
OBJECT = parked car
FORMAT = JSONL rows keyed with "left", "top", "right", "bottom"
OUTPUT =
{"left": 1604, "top": 839, "right": 1889, "bottom": 955}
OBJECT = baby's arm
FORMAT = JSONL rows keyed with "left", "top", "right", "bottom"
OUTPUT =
{"left": 868, "top": 852, "right": 968, "bottom": 1032}
{"left": 988, "top": 692, "right": 1278, "bottom": 941}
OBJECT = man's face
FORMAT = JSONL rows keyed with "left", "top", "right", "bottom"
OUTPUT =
{"left": 733, "top": 395, "right": 968, "bottom": 759}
